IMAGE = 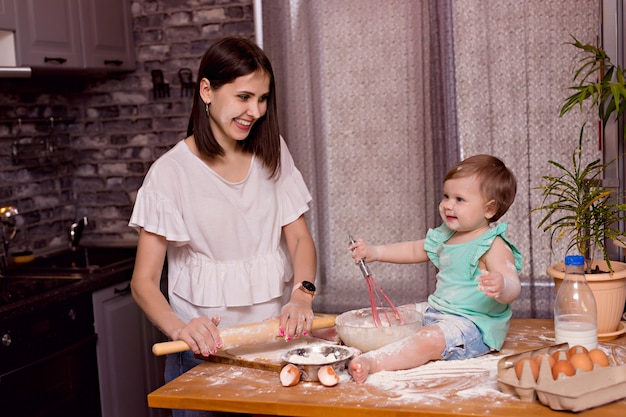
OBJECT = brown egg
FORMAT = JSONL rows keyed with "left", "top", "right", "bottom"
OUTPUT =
{"left": 588, "top": 348, "right": 610, "bottom": 367}
{"left": 551, "top": 349, "right": 567, "bottom": 362}
{"left": 515, "top": 357, "right": 539, "bottom": 381}
{"left": 534, "top": 353, "right": 556, "bottom": 371}
{"left": 552, "top": 359, "right": 576, "bottom": 380}
{"left": 279, "top": 363, "right": 301, "bottom": 387}
{"left": 569, "top": 352, "right": 593, "bottom": 372}
{"left": 567, "top": 345, "right": 589, "bottom": 359}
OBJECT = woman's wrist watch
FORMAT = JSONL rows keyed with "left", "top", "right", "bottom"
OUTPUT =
{"left": 292, "top": 280, "right": 316, "bottom": 297}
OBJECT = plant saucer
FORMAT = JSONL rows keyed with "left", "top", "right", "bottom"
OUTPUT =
{"left": 598, "top": 321, "right": 626, "bottom": 341}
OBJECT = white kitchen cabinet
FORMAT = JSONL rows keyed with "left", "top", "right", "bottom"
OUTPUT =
{"left": 14, "top": 0, "right": 83, "bottom": 68}
{"left": 93, "top": 280, "right": 167, "bottom": 417}
{"left": 0, "top": 0, "right": 15, "bottom": 30}
{"left": 79, "top": 0, "right": 135, "bottom": 71}
{"left": 13, "top": 0, "right": 135, "bottom": 71}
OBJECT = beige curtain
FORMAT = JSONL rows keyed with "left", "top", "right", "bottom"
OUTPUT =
{"left": 454, "top": 0, "right": 599, "bottom": 317}
{"left": 262, "top": 0, "right": 456, "bottom": 312}
{"left": 262, "top": 0, "right": 600, "bottom": 317}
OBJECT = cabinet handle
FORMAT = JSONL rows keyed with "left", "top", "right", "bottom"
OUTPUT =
{"left": 104, "top": 60, "right": 123, "bottom": 66}
{"left": 114, "top": 283, "right": 131, "bottom": 295}
{"left": 44, "top": 57, "right": 68, "bottom": 64}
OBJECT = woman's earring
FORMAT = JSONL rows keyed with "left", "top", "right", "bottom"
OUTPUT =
{"left": 205, "top": 102, "right": 210, "bottom": 116}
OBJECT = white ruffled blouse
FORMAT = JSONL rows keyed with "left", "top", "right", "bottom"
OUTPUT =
{"left": 129, "top": 137, "right": 312, "bottom": 324}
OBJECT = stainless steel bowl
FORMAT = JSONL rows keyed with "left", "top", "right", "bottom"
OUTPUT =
{"left": 281, "top": 344, "right": 354, "bottom": 382}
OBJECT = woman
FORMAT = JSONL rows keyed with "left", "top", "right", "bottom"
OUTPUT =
{"left": 129, "top": 37, "right": 317, "bottom": 415}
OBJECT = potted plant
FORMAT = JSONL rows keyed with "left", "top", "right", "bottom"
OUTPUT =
{"left": 534, "top": 36, "right": 626, "bottom": 336}
{"left": 535, "top": 125, "right": 626, "bottom": 272}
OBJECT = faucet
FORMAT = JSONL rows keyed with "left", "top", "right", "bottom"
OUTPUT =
{"left": 69, "top": 216, "right": 88, "bottom": 250}
{"left": 0, "top": 206, "right": 19, "bottom": 272}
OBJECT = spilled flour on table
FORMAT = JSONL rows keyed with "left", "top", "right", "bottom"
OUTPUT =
{"left": 364, "top": 353, "right": 513, "bottom": 404}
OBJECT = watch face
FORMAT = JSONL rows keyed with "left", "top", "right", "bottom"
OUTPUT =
{"left": 302, "top": 281, "right": 316, "bottom": 292}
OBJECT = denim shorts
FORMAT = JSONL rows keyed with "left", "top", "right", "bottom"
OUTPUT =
{"left": 416, "top": 302, "right": 493, "bottom": 360}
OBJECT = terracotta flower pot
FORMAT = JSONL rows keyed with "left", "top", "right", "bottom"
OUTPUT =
{"left": 547, "top": 260, "right": 626, "bottom": 335}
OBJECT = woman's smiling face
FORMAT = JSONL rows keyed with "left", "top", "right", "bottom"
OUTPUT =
{"left": 205, "top": 70, "right": 270, "bottom": 144}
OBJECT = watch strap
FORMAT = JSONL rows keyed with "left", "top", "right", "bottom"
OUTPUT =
{"left": 292, "top": 280, "right": 316, "bottom": 297}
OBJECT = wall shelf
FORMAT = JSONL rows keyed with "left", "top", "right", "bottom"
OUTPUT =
{"left": 0, "top": 117, "right": 76, "bottom": 125}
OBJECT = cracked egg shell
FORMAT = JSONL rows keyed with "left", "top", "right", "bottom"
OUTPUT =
{"left": 317, "top": 365, "right": 339, "bottom": 387}
{"left": 280, "top": 363, "right": 301, "bottom": 387}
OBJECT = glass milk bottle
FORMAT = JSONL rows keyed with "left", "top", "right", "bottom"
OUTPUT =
{"left": 554, "top": 254, "right": 598, "bottom": 350}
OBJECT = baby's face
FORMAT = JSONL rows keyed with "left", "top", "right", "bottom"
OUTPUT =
{"left": 439, "top": 175, "right": 494, "bottom": 233}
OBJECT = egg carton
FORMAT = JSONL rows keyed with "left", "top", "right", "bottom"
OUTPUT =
{"left": 535, "top": 365, "right": 626, "bottom": 411}
{"left": 497, "top": 343, "right": 568, "bottom": 402}
{"left": 497, "top": 343, "right": 626, "bottom": 411}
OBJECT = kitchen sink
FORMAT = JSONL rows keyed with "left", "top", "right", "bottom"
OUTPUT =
{"left": 3, "top": 246, "right": 137, "bottom": 279}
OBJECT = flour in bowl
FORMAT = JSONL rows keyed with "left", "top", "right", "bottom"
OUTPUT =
{"left": 287, "top": 351, "right": 338, "bottom": 364}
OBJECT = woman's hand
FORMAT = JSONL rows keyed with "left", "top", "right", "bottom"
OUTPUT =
{"left": 279, "top": 293, "right": 314, "bottom": 341}
{"left": 174, "top": 315, "right": 222, "bottom": 357}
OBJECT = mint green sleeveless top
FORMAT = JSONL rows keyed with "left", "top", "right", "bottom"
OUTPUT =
{"left": 424, "top": 222, "right": 523, "bottom": 349}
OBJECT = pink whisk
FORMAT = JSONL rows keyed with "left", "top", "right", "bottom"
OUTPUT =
{"left": 349, "top": 235, "right": 403, "bottom": 327}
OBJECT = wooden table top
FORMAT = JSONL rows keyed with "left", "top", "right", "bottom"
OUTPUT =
{"left": 148, "top": 318, "right": 626, "bottom": 417}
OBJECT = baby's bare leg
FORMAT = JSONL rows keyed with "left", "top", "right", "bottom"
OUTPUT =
{"left": 348, "top": 324, "right": 446, "bottom": 383}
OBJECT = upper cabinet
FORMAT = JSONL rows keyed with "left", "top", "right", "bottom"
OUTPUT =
{"left": 0, "top": 0, "right": 16, "bottom": 30}
{"left": 14, "top": 0, "right": 83, "bottom": 68}
{"left": 80, "top": 0, "right": 135, "bottom": 71}
{"left": 14, "top": 0, "right": 135, "bottom": 72}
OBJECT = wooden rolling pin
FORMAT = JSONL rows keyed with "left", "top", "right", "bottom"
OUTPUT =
{"left": 152, "top": 314, "right": 337, "bottom": 356}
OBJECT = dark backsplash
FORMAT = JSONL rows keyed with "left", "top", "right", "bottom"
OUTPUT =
{"left": 0, "top": 1, "right": 254, "bottom": 253}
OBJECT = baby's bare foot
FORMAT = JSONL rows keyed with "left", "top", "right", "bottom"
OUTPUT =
{"left": 348, "top": 355, "right": 371, "bottom": 384}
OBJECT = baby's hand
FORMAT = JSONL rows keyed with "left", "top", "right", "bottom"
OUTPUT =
{"left": 477, "top": 270, "right": 504, "bottom": 299}
{"left": 348, "top": 237, "right": 379, "bottom": 263}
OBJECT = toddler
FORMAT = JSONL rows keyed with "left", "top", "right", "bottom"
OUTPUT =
{"left": 348, "top": 154, "right": 522, "bottom": 383}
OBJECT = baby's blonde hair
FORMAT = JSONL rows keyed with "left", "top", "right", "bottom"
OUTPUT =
{"left": 444, "top": 155, "right": 516, "bottom": 222}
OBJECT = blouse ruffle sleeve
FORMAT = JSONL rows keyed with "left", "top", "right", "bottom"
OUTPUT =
{"left": 128, "top": 152, "right": 191, "bottom": 244}
{"left": 129, "top": 187, "right": 191, "bottom": 243}
{"left": 277, "top": 138, "right": 313, "bottom": 226}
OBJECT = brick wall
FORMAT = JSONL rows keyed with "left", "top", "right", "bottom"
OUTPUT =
{"left": 0, "top": 0, "right": 255, "bottom": 254}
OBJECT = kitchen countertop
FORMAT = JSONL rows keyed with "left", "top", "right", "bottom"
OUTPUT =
{"left": 148, "top": 318, "right": 626, "bottom": 417}
{"left": 0, "top": 244, "right": 137, "bottom": 320}
{"left": 0, "top": 268, "right": 132, "bottom": 320}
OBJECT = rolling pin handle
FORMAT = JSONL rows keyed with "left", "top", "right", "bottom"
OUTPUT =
{"left": 310, "top": 314, "right": 337, "bottom": 330}
{"left": 152, "top": 340, "right": 191, "bottom": 356}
